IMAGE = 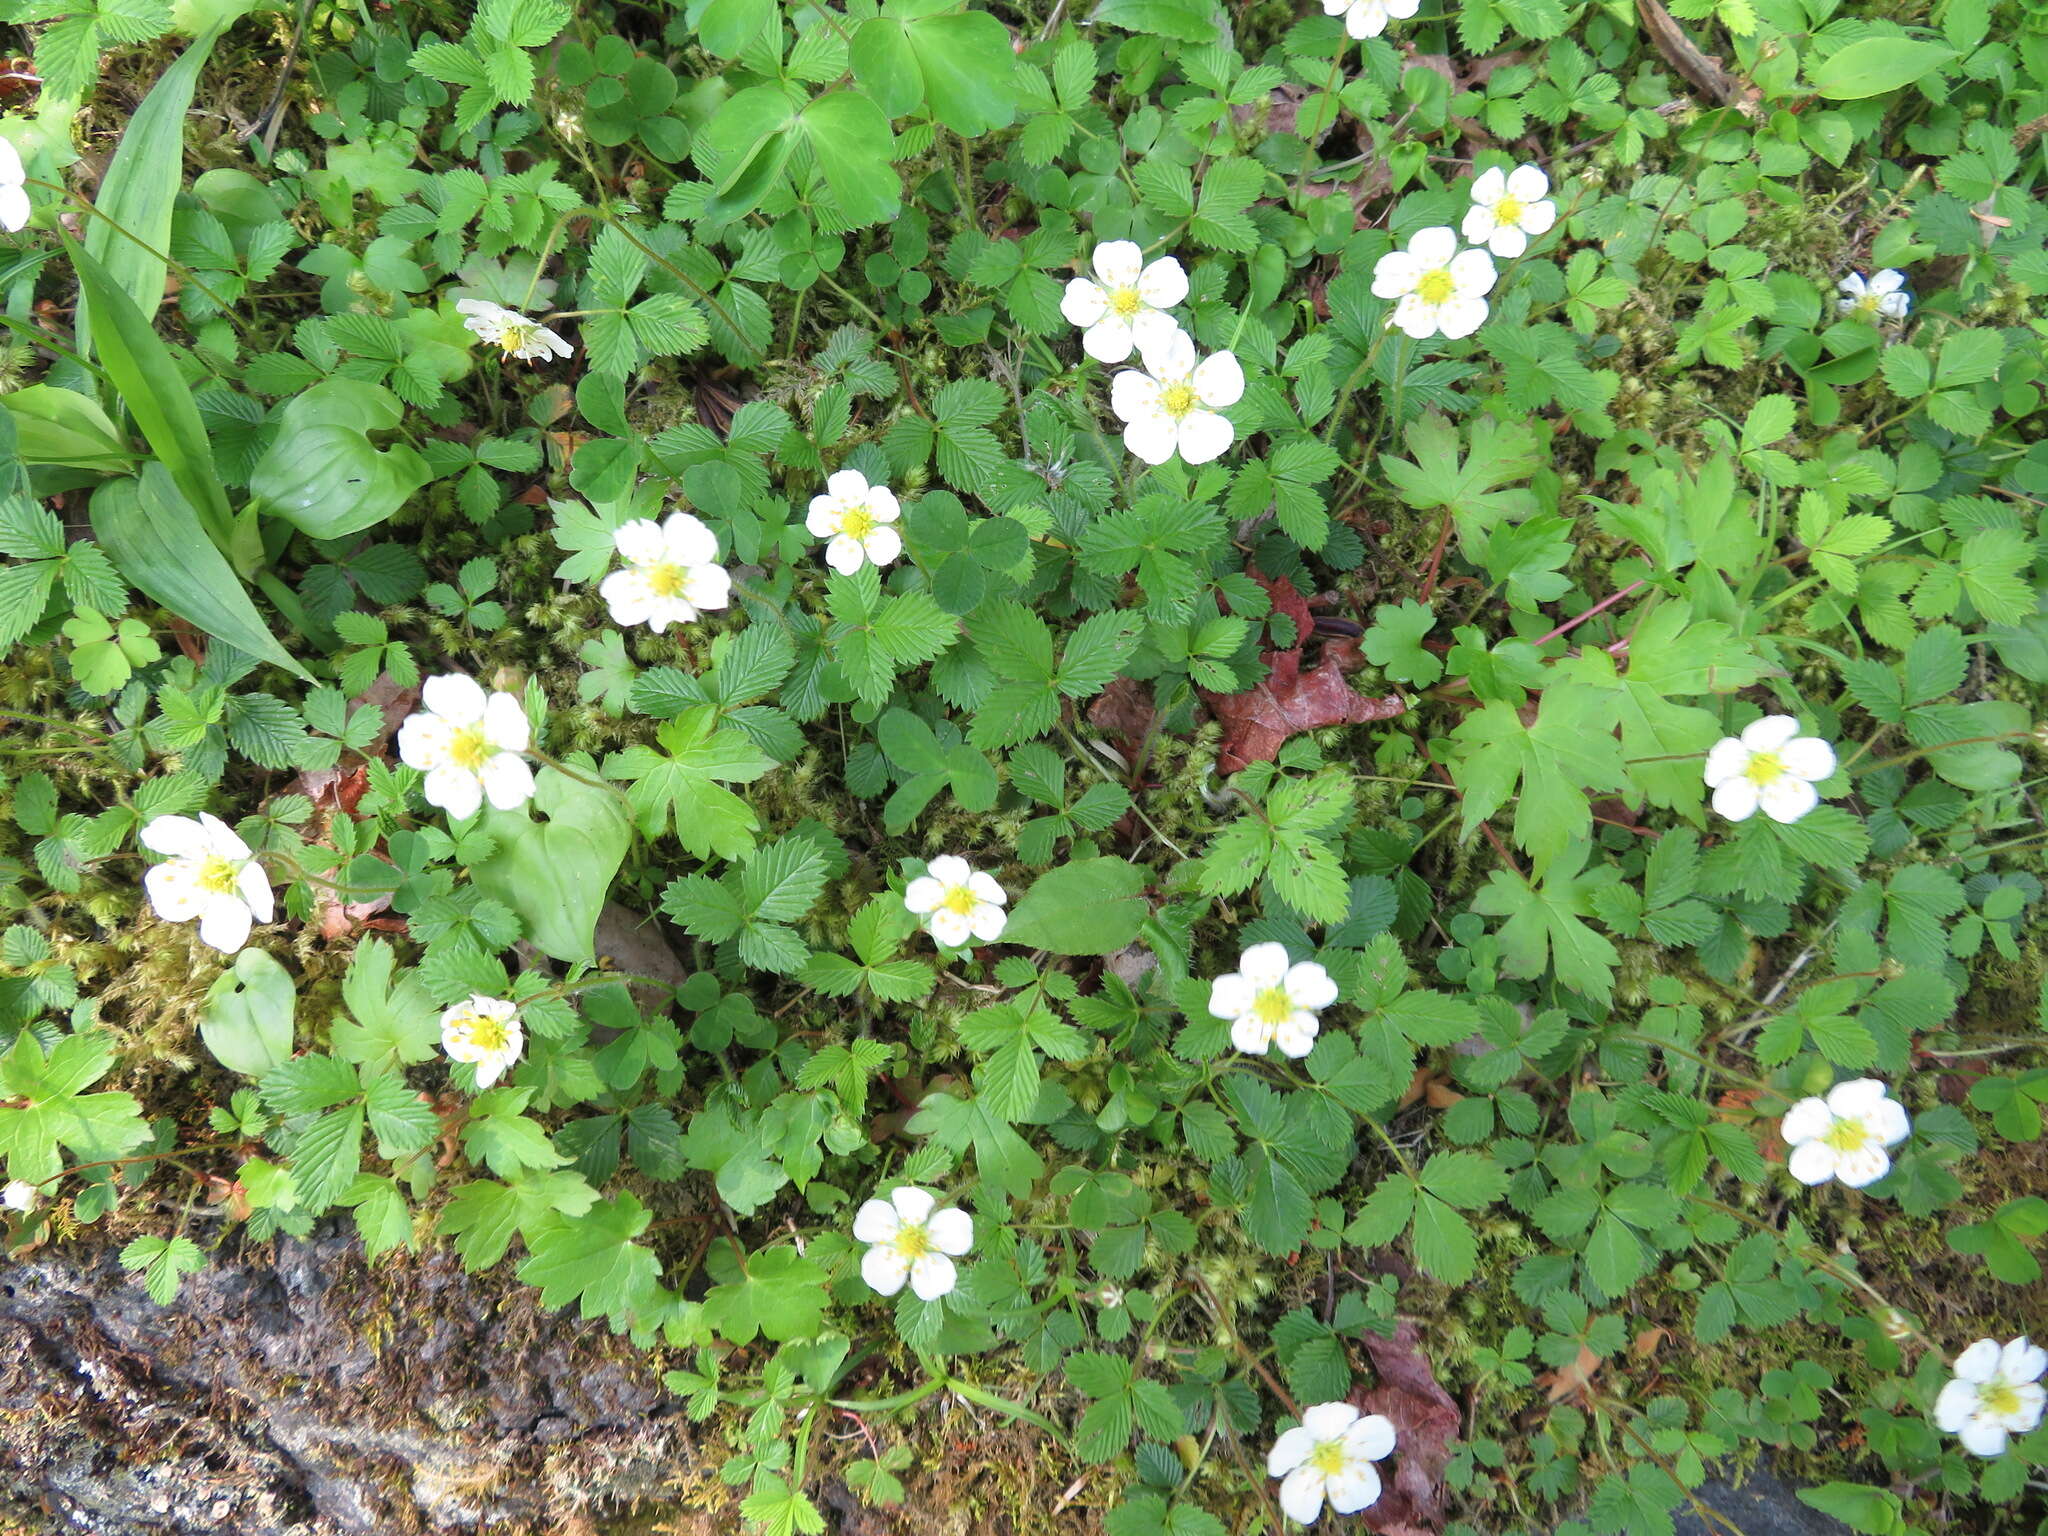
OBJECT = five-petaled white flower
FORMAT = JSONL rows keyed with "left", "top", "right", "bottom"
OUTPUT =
{"left": 1837, "top": 269, "right": 1911, "bottom": 321}
{"left": 1780, "top": 1079, "right": 1910, "bottom": 1190}
{"left": 3, "top": 1179, "right": 39, "bottom": 1212}
{"left": 1462, "top": 164, "right": 1557, "bottom": 259}
{"left": 1061, "top": 240, "right": 1188, "bottom": 364}
{"left": 903, "top": 855, "right": 1008, "bottom": 949}
{"left": 439, "top": 995, "right": 524, "bottom": 1089}
{"left": 854, "top": 1185, "right": 973, "bottom": 1300}
{"left": 1319, "top": 0, "right": 1419, "bottom": 37}
{"left": 806, "top": 470, "right": 903, "bottom": 576}
{"left": 1372, "top": 227, "right": 1496, "bottom": 341}
{"left": 1703, "top": 715, "right": 1837, "bottom": 824}
{"left": 1936, "top": 1337, "right": 2046, "bottom": 1457}
{"left": 1267, "top": 1402, "right": 1397, "bottom": 1525}
{"left": 1210, "top": 941, "right": 1339, "bottom": 1059}
{"left": 0, "top": 139, "right": 30, "bottom": 233}
{"left": 456, "top": 298, "right": 573, "bottom": 363}
{"left": 598, "top": 512, "right": 732, "bottom": 632}
{"left": 397, "top": 674, "right": 536, "bottom": 821}
{"left": 1110, "top": 329, "right": 1244, "bottom": 466}
{"left": 140, "top": 813, "right": 273, "bottom": 955}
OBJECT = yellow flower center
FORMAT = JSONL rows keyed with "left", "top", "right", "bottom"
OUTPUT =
{"left": 645, "top": 561, "right": 688, "bottom": 598}
{"left": 1161, "top": 381, "right": 1198, "bottom": 418}
{"left": 1744, "top": 751, "right": 1787, "bottom": 786}
{"left": 1495, "top": 195, "right": 1524, "bottom": 225}
{"left": 1416, "top": 268, "right": 1457, "bottom": 305}
{"left": 458, "top": 1012, "right": 510, "bottom": 1053}
{"left": 1822, "top": 1117, "right": 1871, "bottom": 1153}
{"left": 1980, "top": 1381, "right": 2022, "bottom": 1417}
{"left": 497, "top": 323, "right": 537, "bottom": 355}
{"left": 840, "top": 505, "right": 876, "bottom": 541}
{"left": 941, "top": 885, "right": 979, "bottom": 916}
{"left": 1309, "top": 1439, "right": 1350, "bottom": 1476}
{"left": 1253, "top": 986, "right": 1295, "bottom": 1025}
{"left": 196, "top": 854, "right": 242, "bottom": 895}
{"left": 1107, "top": 285, "right": 1143, "bottom": 319}
{"left": 447, "top": 723, "right": 494, "bottom": 773}
{"left": 892, "top": 1222, "right": 933, "bottom": 1259}
{"left": 1856, "top": 294, "right": 1881, "bottom": 314}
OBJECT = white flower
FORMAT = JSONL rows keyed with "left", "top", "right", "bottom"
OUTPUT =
{"left": 805, "top": 470, "right": 903, "bottom": 576}
{"left": 1462, "top": 164, "right": 1557, "bottom": 259}
{"left": 1210, "top": 941, "right": 1339, "bottom": 1059}
{"left": 0, "top": 139, "right": 30, "bottom": 233}
{"left": 903, "top": 855, "right": 1008, "bottom": 949}
{"left": 1109, "top": 329, "right": 1244, "bottom": 467}
{"left": 1319, "top": 0, "right": 1419, "bottom": 36}
{"left": 396, "top": 674, "right": 536, "bottom": 821}
{"left": 139, "top": 813, "right": 273, "bottom": 955}
{"left": 3, "top": 1179, "right": 38, "bottom": 1212}
{"left": 597, "top": 512, "right": 732, "bottom": 632}
{"left": 456, "top": 298, "right": 573, "bottom": 363}
{"left": 1267, "top": 1402, "right": 1397, "bottom": 1525}
{"left": 853, "top": 1185, "right": 973, "bottom": 1300}
{"left": 1372, "top": 227, "right": 1496, "bottom": 341}
{"left": 1061, "top": 240, "right": 1187, "bottom": 364}
{"left": 1935, "top": 1337, "right": 2047, "bottom": 1457}
{"left": 1837, "top": 269, "right": 1911, "bottom": 321}
{"left": 1780, "top": 1079, "right": 1910, "bottom": 1189}
{"left": 1703, "top": 715, "right": 1837, "bottom": 824}
{"left": 439, "top": 995, "right": 524, "bottom": 1089}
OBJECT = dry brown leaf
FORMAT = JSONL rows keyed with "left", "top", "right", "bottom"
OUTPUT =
{"left": 1358, "top": 1320, "right": 1461, "bottom": 1536}
{"left": 1539, "top": 1343, "right": 1602, "bottom": 1403}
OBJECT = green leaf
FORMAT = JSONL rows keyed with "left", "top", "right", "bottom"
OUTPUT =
{"left": 198, "top": 948, "right": 296, "bottom": 1076}
{"left": 797, "top": 92, "right": 901, "bottom": 228}
{"left": 702, "top": 1244, "right": 829, "bottom": 1344}
{"left": 470, "top": 764, "right": 632, "bottom": 962}
{"left": 517, "top": 1191, "right": 663, "bottom": 1328}
{"left": 1003, "top": 858, "right": 1150, "bottom": 954}
{"left": 1810, "top": 38, "right": 1954, "bottom": 99}
{"left": 120, "top": 1233, "right": 206, "bottom": 1304}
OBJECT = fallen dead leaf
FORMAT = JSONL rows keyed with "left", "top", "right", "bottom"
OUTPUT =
{"left": 1358, "top": 1320, "right": 1462, "bottom": 1536}
{"left": 1539, "top": 1343, "right": 1602, "bottom": 1403}
{"left": 1203, "top": 571, "right": 1406, "bottom": 772}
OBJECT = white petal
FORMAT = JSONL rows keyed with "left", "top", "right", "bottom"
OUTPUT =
{"left": 196, "top": 895, "right": 253, "bottom": 954}
{"left": 1436, "top": 296, "right": 1491, "bottom": 338}
{"left": 1461, "top": 206, "right": 1501, "bottom": 247}
{"left": 238, "top": 862, "right": 275, "bottom": 921}
{"left": 1192, "top": 350, "right": 1245, "bottom": 409}
{"left": 890, "top": 1186, "right": 938, "bottom": 1225}
{"left": 927, "top": 907, "right": 974, "bottom": 948}
{"left": 1278, "top": 1466, "right": 1329, "bottom": 1526}
{"left": 805, "top": 497, "right": 842, "bottom": 537}
{"left": 1448, "top": 248, "right": 1498, "bottom": 296}
{"left": 1519, "top": 199, "right": 1557, "bottom": 236}
{"left": 1110, "top": 368, "right": 1164, "bottom": 424}
{"left": 1935, "top": 1377, "right": 1980, "bottom": 1430}
{"left": 1285, "top": 962, "right": 1338, "bottom": 1011}
{"left": 967, "top": 902, "right": 1008, "bottom": 943}
{"left": 1832, "top": 1143, "right": 1891, "bottom": 1188}
{"left": 1091, "top": 240, "right": 1143, "bottom": 288}
{"left": 826, "top": 469, "right": 870, "bottom": 502}
{"left": 683, "top": 563, "right": 730, "bottom": 611}
{"left": 1267, "top": 1425, "right": 1315, "bottom": 1476}
{"left": 866, "top": 487, "right": 900, "bottom": 522}
{"left": 396, "top": 716, "right": 452, "bottom": 771}
{"left": 1324, "top": 1462, "right": 1383, "bottom": 1515}
{"left": 1955, "top": 1339, "right": 2003, "bottom": 1383}
{"left": 1958, "top": 1416, "right": 2009, "bottom": 1457}
{"left": 2009, "top": 1382, "right": 2045, "bottom": 1430}
{"left": 662, "top": 512, "right": 719, "bottom": 566}
{"left": 966, "top": 871, "right": 1007, "bottom": 906}
{"left": 1870, "top": 1098, "right": 1911, "bottom": 1146}
{"left": 1470, "top": 166, "right": 1506, "bottom": 206}
{"left": 903, "top": 876, "right": 944, "bottom": 914}
{"left": 1703, "top": 737, "right": 1749, "bottom": 788}
{"left": 1838, "top": 274, "right": 1869, "bottom": 299}
{"left": 862, "top": 1243, "right": 911, "bottom": 1296}
{"left": 852, "top": 1198, "right": 901, "bottom": 1243}
{"left": 1083, "top": 314, "right": 1138, "bottom": 363}
{"left": 862, "top": 525, "right": 903, "bottom": 568}
{"left": 421, "top": 673, "right": 488, "bottom": 725}
{"left": 1137, "top": 257, "right": 1188, "bottom": 308}
{"left": 1711, "top": 776, "right": 1760, "bottom": 822}
{"left": 1122, "top": 413, "right": 1178, "bottom": 466}
{"left": 1486, "top": 225, "right": 1529, "bottom": 260}
{"left": 1825, "top": 1079, "right": 1888, "bottom": 1118}
{"left": 1757, "top": 776, "right": 1819, "bottom": 824}
{"left": 1175, "top": 410, "right": 1234, "bottom": 465}
{"left": 2001, "top": 1338, "right": 2047, "bottom": 1384}
{"left": 1778, "top": 737, "right": 1836, "bottom": 781}
{"left": 1273, "top": 1014, "right": 1320, "bottom": 1058}
{"left": 1870, "top": 269, "right": 1906, "bottom": 294}
{"left": 483, "top": 691, "right": 530, "bottom": 752}
{"left": 1778, "top": 1098, "right": 1833, "bottom": 1146}
{"left": 1231, "top": 1015, "right": 1274, "bottom": 1054}
{"left": 1300, "top": 1403, "right": 1358, "bottom": 1440}
{"left": 926, "top": 1207, "right": 974, "bottom": 1256}
{"left": 145, "top": 862, "right": 207, "bottom": 922}
{"left": 1062, "top": 277, "right": 1110, "bottom": 327}
{"left": 140, "top": 815, "right": 208, "bottom": 858}
{"left": 1739, "top": 715, "right": 1802, "bottom": 752}
{"left": 198, "top": 814, "right": 252, "bottom": 860}
{"left": 1392, "top": 296, "right": 1441, "bottom": 340}
{"left": 424, "top": 765, "right": 484, "bottom": 820}
{"left": 1506, "top": 164, "right": 1549, "bottom": 202}
{"left": 826, "top": 533, "right": 868, "bottom": 574}
{"left": 480, "top": 752, "right": 535, "bottom": 811}
{"left": 1371, "top": 252, "right": 1422, "bottom": 298}
{"left": 1137, "top": 326, "right": 1196, "bottom": 382}
{"left": 926, "top": 856, "right": 971, "bottom": 887}
{"left": 1346, "top": 1413, "right": 1397, "bottom": 1461}
{"left": 1209, "top": 974, "right": 1255, "bottom": 1020}
{"left": 1239, "top": 942, "right": 1291, "bottom": 986}
{"left": 909, "top": 1252, "right": 957, "bottom": 1300}
{"left": 1408, "top": 226, "right": 1459, "bottom": 266}
{"left": 1786, "top": 1140, "right": 1838, "bottom": 1186}
{"left": 613, "top": 518, "right": 668, "bottom": 565}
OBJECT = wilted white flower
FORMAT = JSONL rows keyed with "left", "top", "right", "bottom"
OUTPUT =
{"left": 439, "top": 995, "right": 523, "bottom": 1089}
{"left": 1837, "top": 269, "right": 1911, "bottom": 321}
{"left": 1780, "top": 1079, "right": 1910, "bottom": 1189}
{"left": 853, "top": 1185, "right": 973, "bottom": 1300}
{"left": 456, "top": 298, "right": 573, "bottom": 363}
{"left": 1061, "top": 240, "right": 1187, "bottom": 364}
{"left": 1935, "top": 1337, "right": 2046, "bottom": 1456}
{"left": 1267, "top": 1402, "right": 1397, "bottom": 1525}
{"left": 1110, "top": 329, "right": 1244, "bottom": 467}
{"left": 1372, "top": 228, "right": 1496, "bottom": 341}
{"left": 1704, "top": 715, "right": 1837, "bottom": 824}
{"left": 397, "top": 674, "right": 536, "bottom": 821}
{"left": 806, "top": 470, "right": 903, "bottom": 576}
{"left": 1462, "top": 164, "right": 1557, "bottom": 259}
{"left": 1320, "top": 0, "right": 1419, "bottom": 37}
{"left": 598, "top": 512, "right": 732, "bottom": 632}
{"left": 3, "top": 1179, "right": 38, "bottom": 1212}
{"left": 140, "top": 813, "right": 273, "bottom": 955}
{"left": 0, "top": 139, "right": 30, "bottom": 233}
{"left": 1210, "top": 941, "right": 1339, "bottom": 1059}
{"left": 903, "top": 855, "right": 1007, "bottom": 949}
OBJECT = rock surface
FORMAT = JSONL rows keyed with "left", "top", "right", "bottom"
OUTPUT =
{"left": 1673, "top": 1463, "right": 1852, "bottom": 1536}
{"left": 0, "top": 1226, "right": 690, "bottom": 1535}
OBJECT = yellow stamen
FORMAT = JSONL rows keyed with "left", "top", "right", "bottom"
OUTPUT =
{"left": 645, "top": 562, "right": 687, "bottom": 598}
{"left": 456, "top": 1012, "right": 510, "bottom": 1053}
{"left": 892, "top": 1222, "right": 933, "bottom": 1259}
{"left": 1416, "top": 269, "right": 1456, "bottom": 305}
{"left": 196, "top": 855, "right": 242, "bottom": 895}
{"left": 840, "top": 505, "right": 876, "bottom": 540}
{"left": 1161, "top": 382, "right": 1198, "bottom": 418}
{"left": 1980, "top": 1382, "right": 2022, "bottom": 1417}
{"left": 1744, "top": 751, "right": 1786, "bottom": 786}
{"left": 1309, "top": 1440, "right": 1349, "bottom": 1476}
{"left": 1495, "top": 195, "right": 1524, "bottom": 225}
{"left": 497, "top": 324, "right": 537, "bottom": 356}
{"left": 941, "top": 886, "right": 979, "bottom": 916}
{"left": 1252, "top": 986, "right": 1294, "bottom": 1026}
{"left": 447, "top": 724, "right": 494, "bottom": 773}
{"left": 1107, "top": 285, "right": 1143, "bottom": 319}
{"left": 1821, "top": 1118, "right": 1871, "bottom": 1153}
